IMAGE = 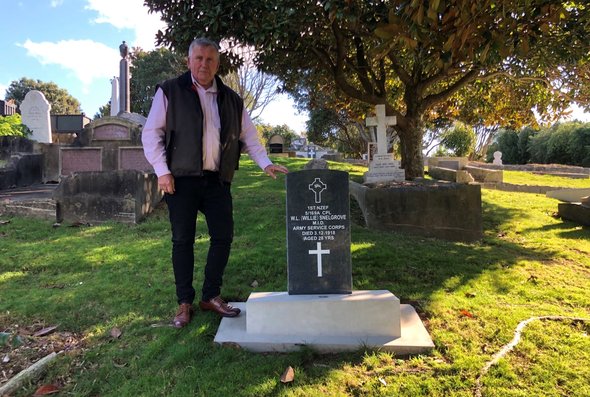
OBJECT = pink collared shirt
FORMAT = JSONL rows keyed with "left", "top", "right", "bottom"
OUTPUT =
{"left": 142, "top": 76, "right": 272, "bottom": 177}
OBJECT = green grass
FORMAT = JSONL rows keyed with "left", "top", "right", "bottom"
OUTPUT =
{"left": 502, "top": 170, "right": 590, "bottom": 188}
{"left": 1, "top": 157, "right": 589, "bottom": 397}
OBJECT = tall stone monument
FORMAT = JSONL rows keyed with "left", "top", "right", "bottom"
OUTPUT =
{"left": 110, "top": 76, "right": 120, "bottom": 117}
{"left": 20, "top": 90, "right": 52, "bottom": 143}
{"left": 212, "top": 169, "right": 434, "bottom": 353}
{"left": 363, "top": 104, "right": 405, "bottom": 183}
{"left": 118, "top": 41, "right": 130, "bottom": 114}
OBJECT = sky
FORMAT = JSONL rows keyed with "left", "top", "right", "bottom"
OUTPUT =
{"left": 0, "top": 0, "right": 588, "bottom": 132}
{"left": 0, "top": 0, "right": 309, "bottom": 132}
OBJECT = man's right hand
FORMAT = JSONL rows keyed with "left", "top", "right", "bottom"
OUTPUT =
{"left": 158, "top": 174, "right": 175, "bottom": 194}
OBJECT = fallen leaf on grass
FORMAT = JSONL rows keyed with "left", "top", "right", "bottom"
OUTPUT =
{"left": 465, "top": 292, "right": 477, "bottom": 298}
{"left": 110, "top": 327, "right": 122, "bottom": 339}
{"left": 378, "top": 377, "right": 387, "bottom": 386}
{"left": 0, "top": 220, "right": 11, "bottom": 225}
{"left": 280, "top": 366, "right": 295, "bottom": 383}
{"left": 459, "top": 309, "right": 474, "bottom": 318}
{"left": 33, "top": 384, "right": 60, "bottom": 395}
{"left": 250, "top": 280, "right": 259, "bottom": 288}
{"left": 52, "top": 222, "right": 61, "bottom": 228}
{"left": 113, "top": 361, "right": 127, "bottom": 368}
{"left": 2, "top": 354, "right": 9, "bottom": 363}
{"left": 34, "top": 325, "right": 59, "bottom": 337}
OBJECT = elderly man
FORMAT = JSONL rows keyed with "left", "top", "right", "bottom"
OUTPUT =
{"left": 142, "top": 37, "right": 288, "bottom": 328}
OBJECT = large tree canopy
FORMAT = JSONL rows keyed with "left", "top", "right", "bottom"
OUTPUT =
{"left": 146, "top": 0, "right": 590, "bottom": 178}
{"left": 5, "top": 77, "right": 82, "bottom": 115}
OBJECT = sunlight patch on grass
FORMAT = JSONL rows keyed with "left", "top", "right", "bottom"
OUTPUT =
{"left": 503, "top": 170, "right": 590, "bottom": 188}
{"left": 351, "top": 242, "right": 375, "bottom": 253}
{"left": 0, "top": 271, "right": 26, "bottom": 283}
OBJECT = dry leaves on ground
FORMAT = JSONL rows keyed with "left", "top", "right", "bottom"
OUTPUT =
{"left": 0, "top": 322, "right": 85, "bottom": 387}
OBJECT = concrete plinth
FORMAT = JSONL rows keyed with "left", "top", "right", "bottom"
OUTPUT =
{"left": 214, "top": 290, "right": 434, "bottom": 354}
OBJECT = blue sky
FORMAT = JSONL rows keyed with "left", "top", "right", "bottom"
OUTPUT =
{"left": 0, "top": 0, "right": 308, "bottom": 132}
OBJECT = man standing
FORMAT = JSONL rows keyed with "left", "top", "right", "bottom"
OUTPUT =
{"left": 142, "top": 38, "right": 288, "bottom": 328}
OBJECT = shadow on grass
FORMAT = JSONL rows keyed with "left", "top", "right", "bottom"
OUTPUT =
{"left": 521, "top": 219, "right": 590, "bottom": 240}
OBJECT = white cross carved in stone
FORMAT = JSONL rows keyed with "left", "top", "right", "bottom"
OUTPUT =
{"left": 308, "top": 242, "right": 330, "bottom": 277}
{"left": 308, "top": 177, "right": 327, "bottom": 204}
{"left": 366, "top": 104, "right": 397, "bottom": 155}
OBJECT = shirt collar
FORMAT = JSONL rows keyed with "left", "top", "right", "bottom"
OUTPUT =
{"left": 191, "top": 75, "right": 218, "bottom": 93}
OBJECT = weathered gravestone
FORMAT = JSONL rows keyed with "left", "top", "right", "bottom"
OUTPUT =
{"left": 286, "top": 170, "right": 351, "bottom": 294}
{"left": 212, "top": 169, "right": 434, "bottom": 353}
{"left": 20, "top": 90, "right": 52, "bottom": 144}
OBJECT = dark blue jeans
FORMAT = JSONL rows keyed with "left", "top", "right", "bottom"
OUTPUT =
{"left": 165, "top": 174, "right": 233, "bottom": 304}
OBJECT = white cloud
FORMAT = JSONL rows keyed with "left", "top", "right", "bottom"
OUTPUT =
{"left": 84, "top": 0, "right": 165, "bottom": 50}
{"left": 50, "top": 0, "right": 64, "bottom": 7}
{"left": 0, "top": 83, "right": 7, "bottom": 99}
{"left": 19, "top": 39, "right": 119, "bottom": 87}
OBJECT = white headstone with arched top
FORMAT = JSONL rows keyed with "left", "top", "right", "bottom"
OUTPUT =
{"left": 20, "top": 90, "right": 52, "bottom": 143}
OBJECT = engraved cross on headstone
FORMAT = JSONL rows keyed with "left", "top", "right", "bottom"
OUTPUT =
{"left": 308, "top": 177, "right": 327, "bottom": 204}
{"left": 366, "top": 104, "right": 397, "bottom": 155}
{"left": 308, "top": 242, "right": 330, "bottom": 277}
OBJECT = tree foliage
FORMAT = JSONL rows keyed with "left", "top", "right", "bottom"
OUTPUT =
{"left": 306, "top": 107, "right": 371, "bottom": 157}
{"left": 5, "top": 77, "right": 82, "bottom": 115}
{"left": 257, "top": 123, "right": 298, "bottom": 149}
{"left": 529, "top": 122, "right": 590, "bottom": 166}
{"left": 439, "top": 122, "right": 475, "bottom": 157}
{"left": 129, "top": 47, "right": 186, "bottom": 116}
{"left": 146, "top": 0, "right": 590, "bottom": 179}
{"left": 487, "top": 122, "right": 590, "bottom": 166}
{"left": 0, "top": 114, "right": 30, "bottom": 137}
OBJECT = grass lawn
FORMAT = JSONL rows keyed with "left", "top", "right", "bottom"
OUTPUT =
{"left": 1, "top": 157, "right": 589, "bottom": 397}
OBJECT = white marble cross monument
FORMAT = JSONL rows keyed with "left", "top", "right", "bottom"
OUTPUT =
{"left": 366, "top": 104, "right": 396, "bottom": 156}
{"left": 364, "top": 104, "right": 406, "bottom": 183}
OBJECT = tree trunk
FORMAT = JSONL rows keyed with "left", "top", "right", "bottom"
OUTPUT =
{"left": 399, "top": 115, "right": 425, "bottom": 179}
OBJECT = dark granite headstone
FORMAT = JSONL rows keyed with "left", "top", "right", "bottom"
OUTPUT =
{"left": 286, "top": 169, "right": 352, "bottom": 295}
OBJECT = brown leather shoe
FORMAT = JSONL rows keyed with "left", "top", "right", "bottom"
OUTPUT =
{"left": 173, "top": 303, "right": 194, "bottom": 328}
{"left": 199, "top": 296, "right": 241, "bottom": 318}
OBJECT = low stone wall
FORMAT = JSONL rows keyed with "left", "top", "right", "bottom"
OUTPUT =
{"left": 558, "top": 203, "right": 590, "bottom": 226}
{"left": 349, "top": 179, "right": 482, "bottom": 242}
{"left": 53, "top": 170, "right": 162, "bottom": 224}
{"left": 469, "top": 162, "right": 589, "bottom": 178}
{"left": 427, "top": 156, "right": 469, "bottom": 170}
{"left": 0, "top": 153, "right": 43, "bottom": 190}
{"left": 481, "top": 182, "right": 577, "bottom": 194}
{"left": 464, "top": 165, "right": 503, "bottom": 183}
{"left": 428, "top": 166, "right": 474, "bottom": 184}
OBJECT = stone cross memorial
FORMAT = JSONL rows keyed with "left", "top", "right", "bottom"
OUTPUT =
{"left": 286, "top": 169, "right": 352, "bottom": 294}
{"left": 364, "top": 104, "right": 405, "bottom": 183}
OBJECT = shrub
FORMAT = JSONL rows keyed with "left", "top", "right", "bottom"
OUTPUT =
{"left": 0, "top": 114, "right": 30, "bottom": 137}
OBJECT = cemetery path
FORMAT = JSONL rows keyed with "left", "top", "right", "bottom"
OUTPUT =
{"left": 0, "top": 184, "right": 57, "bottom": 203}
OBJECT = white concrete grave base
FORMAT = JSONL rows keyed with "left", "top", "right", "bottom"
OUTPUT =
{"left": 213, "top": 290, "right": 434, "bottom": 354}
